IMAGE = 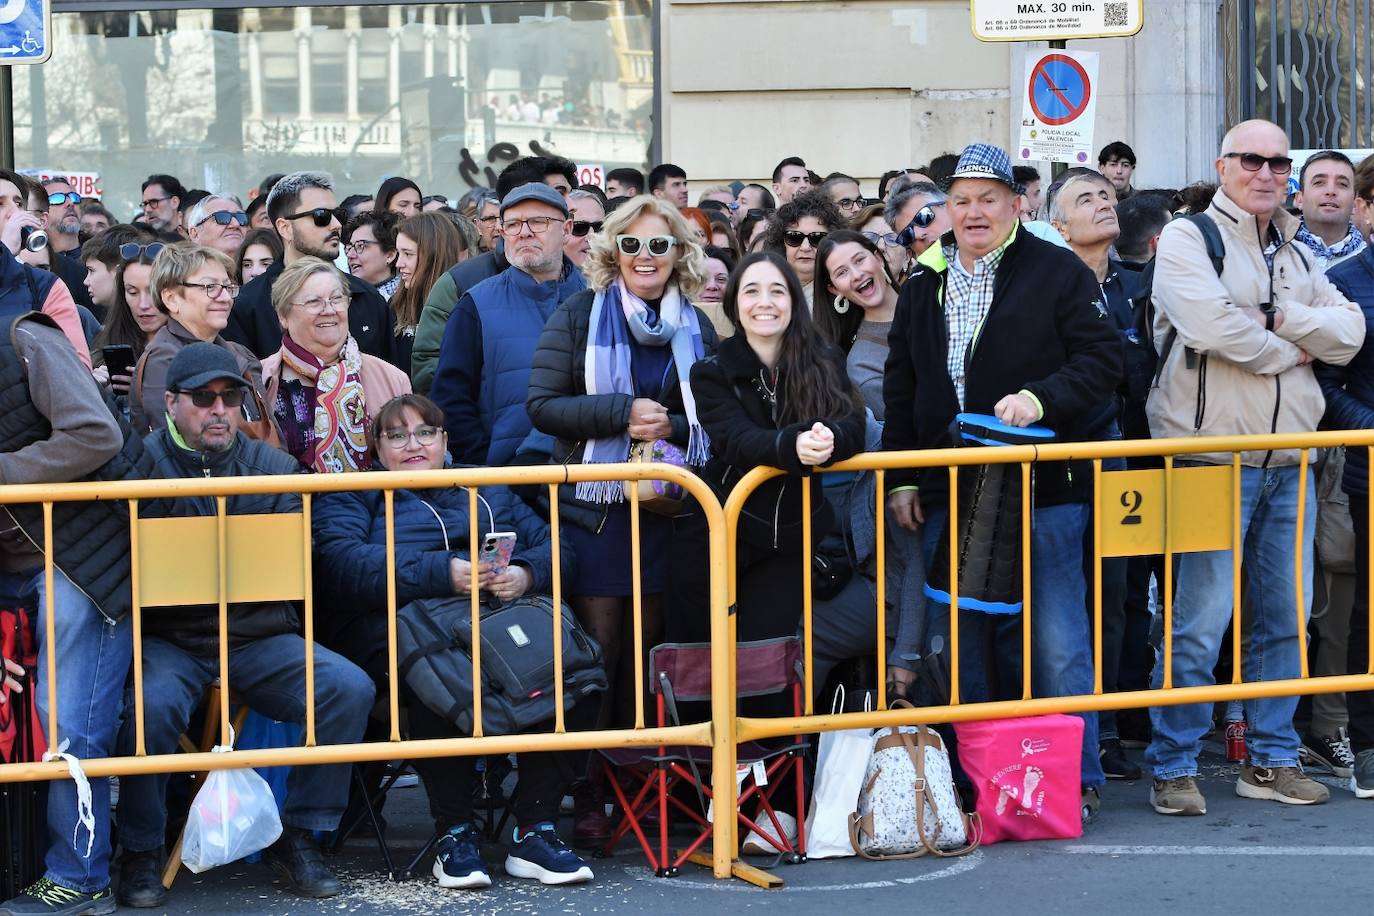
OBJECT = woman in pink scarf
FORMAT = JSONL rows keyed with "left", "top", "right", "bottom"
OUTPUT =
{"left": 262, "top": 257, "right": 410, "bottom": 473}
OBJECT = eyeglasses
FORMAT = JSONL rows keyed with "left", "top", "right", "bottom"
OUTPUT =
{"left": 745, "top": 208, "right": 774, "bottom": 220}
{"left": 476, "top": 214, "right": 500, "bottom": 225}
{"left": 119, "top": 242, "right": 165, "bottom": 262}
{"left": 344, "top": 239, "right": 380, "bottom": 256}
{"left": 141, "top": 195, "right": 173, "bottom": 210}
{"left": 570, "top": 220, "right": 603, "bottom": 237}
{"left": 381, "top": 425, "right": 441, "bottom": 448}
{"left": 500, "top": 216, "right": 558, "bottom": 236}
{"left": 282, "top": 207, "right": 343, "bottom": 228}
{"left": 1223, "top": 152, "right": 1294, "bottom": 175}
{"left": 179, "top": 280, "right": 239, "bottom": 299}
{"left": 292, "top": 293, "right": 350, "bottom": 313}
{"left": 616, "top": 234, "right": 676, "bottom": 257}
{"left": 835, "top": 196, "right": 864, "bottom": 212}
{"left": 861, "top": 230, "right": 900, "bottom": 247}
{"left": 782, "top": 230, "right": 827, "bottom": 249}
{"left": 195, "top": 210, "right": 249, "bottom": 228}
{"left": 896, "top": 204, "right": 945, "bottom": 247}
{"left": 174, "top": 387, "right": 246, "bottom": 409}
{"left": 47, "top": 191, "right": 81, "bottom": 207}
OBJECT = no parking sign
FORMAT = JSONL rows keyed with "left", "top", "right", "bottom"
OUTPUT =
{"left": 1016, "top": 49, "right": 1099, "bottom": 165}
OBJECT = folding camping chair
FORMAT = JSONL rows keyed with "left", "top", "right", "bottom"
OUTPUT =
{"left": 596, "top": 636, "right": 808, "bottom": 877}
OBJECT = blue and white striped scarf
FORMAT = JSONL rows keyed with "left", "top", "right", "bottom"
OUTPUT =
{"left": 576, "top": 277, "right": 708, "bottom": 504}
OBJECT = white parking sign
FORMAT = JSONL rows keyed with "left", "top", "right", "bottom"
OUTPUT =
{"left": 0, "top": 0, "right": 50, "bottom": 65}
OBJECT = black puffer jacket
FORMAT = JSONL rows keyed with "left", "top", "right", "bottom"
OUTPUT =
{"left": 690, "top": 334, "right": 866, "bottom": 551}
{"left": 142, "top": 427, "right": 304, "bottom": 656}
{"left": 526, "top": 287, "right": 719, "bottom": 531}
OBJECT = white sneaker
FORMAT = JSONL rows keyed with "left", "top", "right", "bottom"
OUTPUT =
{"left": 740, "top": 810, "right": 797, "bottom": 855}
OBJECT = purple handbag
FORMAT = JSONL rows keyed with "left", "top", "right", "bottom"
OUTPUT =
{"left": 629, "top": 439, "right": 687, "bottom": 515}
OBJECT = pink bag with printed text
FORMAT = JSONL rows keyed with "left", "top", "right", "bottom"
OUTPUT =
{"left": 954, "top": 715, "right": 1083, "bottom": 844}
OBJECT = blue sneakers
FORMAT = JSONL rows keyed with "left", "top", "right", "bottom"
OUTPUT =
{"left": 504, "top": 823, "right": 595, "bottom": 885}
{"left": 433, "top": 824, "right": 491, "bottom": 890}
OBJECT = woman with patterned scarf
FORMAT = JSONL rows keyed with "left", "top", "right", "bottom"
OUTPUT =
{"left": 261, "top": 257, "right": 411, "bottom": 473}
{"left": 527, "top": 194, "right": 719, "bottom": 845}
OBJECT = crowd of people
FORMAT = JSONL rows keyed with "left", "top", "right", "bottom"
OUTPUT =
{"left": 0, "top": 117, "right": 1373, "bottom": 914}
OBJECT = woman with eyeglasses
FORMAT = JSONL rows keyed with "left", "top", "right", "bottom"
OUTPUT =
{"left": 259, "top": 258, "right": 410, "bottom": 472}
{"left": 312, "top": 393, "right": 597, "bottom": 887}
{"left": 851, "top": 202, "right": 910, "bottom": 282}
{"left": 92, "top": 241, "right": 168, "bottom": 404}
{"left": 375, "top": 176, "right": 423, "bottom": 219}
{"left": 390, "top": 212, "right": 470, "bottom": 374}
{"left": 131, "top": 243, "right": 273, "bottom": 436}
{"left": 696, "top": 244, "right": 735, "bottom": 337}
{"left": 342, "top": 210, "right": 401, "bottom": 300}
{"left": 763, "top": 189, "right": 845, "bottom": 309}
{"left": 527, "top": 194, "right": 718, "bottom": 845}
{"left": 813, "top": 230, "right": 901, "bottom": 420}
{"left": 234, "top": 228, "right": 283, "bottom": 288}
{"left": 563, "top": 189, "right": 605, "bottom": 267}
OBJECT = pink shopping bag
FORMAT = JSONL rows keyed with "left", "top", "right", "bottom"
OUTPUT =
{"left": 954, "top": 715, "right": 1083, "bottom": 844}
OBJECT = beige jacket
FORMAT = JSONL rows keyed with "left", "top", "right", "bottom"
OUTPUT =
{"left": 1146, "top": 187, "right": 1366, "bottom": 466}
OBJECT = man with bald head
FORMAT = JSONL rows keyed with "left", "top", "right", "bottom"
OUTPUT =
{"left": 1145, "top": 119, "right": 1365, "bottom": 816}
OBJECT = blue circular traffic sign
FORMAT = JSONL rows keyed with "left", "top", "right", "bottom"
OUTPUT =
{"left": 1029, "top": 54, "right": 1092, "bottom": 127}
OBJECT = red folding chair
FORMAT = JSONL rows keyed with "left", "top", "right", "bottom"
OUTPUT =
{"left": 596, "top": 636, "right": 808, "bottom": 876}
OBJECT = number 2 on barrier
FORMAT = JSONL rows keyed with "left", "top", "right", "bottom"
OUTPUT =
{"left": 1099, "top": 466, "right": 1233, "bottom": 557}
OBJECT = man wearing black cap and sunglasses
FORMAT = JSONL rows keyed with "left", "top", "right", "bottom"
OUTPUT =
{"left": 429, "top": 182, "right": 586, "bottom": 467}
{"left": 111, "top": 342, "right": 374, "bottom": 907}
{"left": 224, "top": 170, "right": 398, "bottom": 370}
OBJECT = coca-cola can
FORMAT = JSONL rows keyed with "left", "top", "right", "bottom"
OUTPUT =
{"left": 1225, "top": 720, "right": 1247, "bottom": 762}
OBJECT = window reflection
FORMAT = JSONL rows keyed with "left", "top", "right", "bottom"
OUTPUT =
{"left": 15, "top": 2, "right": 654, "bottom": 218}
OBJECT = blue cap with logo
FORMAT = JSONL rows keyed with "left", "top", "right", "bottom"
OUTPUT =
{"left": 943, "top": 143, "right": 1024, "bottom": 195}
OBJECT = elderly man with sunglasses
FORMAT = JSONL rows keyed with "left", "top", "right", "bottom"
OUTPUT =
{"left": 224, "top": 171, "right": 398, "bottom": 370}
{"left": 113, "top": 342, "right": 375, "bottom": 909}
{"left": 1144, "top": 119, "right": 1366, "bottom": 817}
{"left": 429, "top": 182, "right": 585, "bottom": 466}
{"left": 185, "top": 193, "right": 249, "bottom": 259}
{"left": 885, "top": 180, "right": 951, "bottom": 260}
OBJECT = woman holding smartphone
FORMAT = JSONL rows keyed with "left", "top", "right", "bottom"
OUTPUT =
{"left": 92, "top": 241, "right": 167, "bottom": 403}
{"left": 313, "top": 394, "right": 596, "bottom": 889}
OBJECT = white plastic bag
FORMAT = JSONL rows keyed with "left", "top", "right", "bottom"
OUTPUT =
{"left": 803, "top": 686, "right": 874, "bottom": 859}
{"left": 181, "top": 730, "right": 282, "bottom": 874}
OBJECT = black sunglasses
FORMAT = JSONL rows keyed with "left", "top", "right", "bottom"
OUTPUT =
{"left": 119, "top": 242, "right": 165, "bottom": 262}
{"left": 570, "top": 220, "right": 603, "bottom": 237}
{"left": 196, "top": 210, "right": 249, "bottom": 228}
{"left": 782, "top": 230, "right": 827, "bottom": 249}
{"left": 895, "top": 204, "right": 945, "bottom": 247}
{"left": 282, "top": 207, "right": 343, "bottom": 228}
{"left": 1223, "top": 152, "right": 1294, "bottom": 175}
{"left": 173, "top": 387, "right": 246, "bottom": 409}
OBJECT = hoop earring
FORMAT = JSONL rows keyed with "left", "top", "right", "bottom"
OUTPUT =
{"left": 833, "top": 296, "right": 850, "bottom": 314}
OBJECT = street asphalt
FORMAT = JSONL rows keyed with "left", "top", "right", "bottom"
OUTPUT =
{"left": 148, "top": 730, "right": 1373, "bottom": 916}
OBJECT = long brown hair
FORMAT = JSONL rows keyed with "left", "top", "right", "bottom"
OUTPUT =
{"left": 812, "top": 229, "right": 897, "bottom": 353}
{"left": 390, "top": 212, "right": 468, "bottom": 331}
{"left": 722, "top": 251, "right": 860, "bottom": 426}
{"left": 93, "top": 244, "right": 164, "bottom": 358}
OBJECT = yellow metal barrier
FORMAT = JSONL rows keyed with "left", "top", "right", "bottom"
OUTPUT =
{"left": 724, "top": 430, "right": 1374, "bottom": 745}
{"left": 0, "top": 462, "right": 736, "bottom": 881}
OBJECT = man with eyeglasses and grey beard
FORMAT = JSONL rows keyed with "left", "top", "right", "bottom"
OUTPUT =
{"left": 224, "top": 171, "right": 397, "bottom": 367}
{"left": 1145, "top": 119, "right": 1365, "bottom": 816}
{"left": 429, "top": 183, "right": 585, "bottom": 466}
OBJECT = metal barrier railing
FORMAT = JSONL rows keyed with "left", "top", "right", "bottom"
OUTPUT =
{"left": 5, "top": 430, "right": 1374, "bottom": 884}
{"left": 724, "top": 430, "right": 1374, "bottom": 749}
{"left": 0, "top": 462, "right": 736, "bottom": 880}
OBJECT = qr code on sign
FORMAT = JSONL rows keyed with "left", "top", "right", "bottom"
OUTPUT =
{"left": 1104, "top": 2, "right": 1129, "bottom": 26}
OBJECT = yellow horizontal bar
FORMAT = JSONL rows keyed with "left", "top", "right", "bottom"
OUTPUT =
{"left": 0, "top": 722, "right": 713, "bottom": 784}
{"left": 734, "top": 675, "right": 1374, "bottom": 743}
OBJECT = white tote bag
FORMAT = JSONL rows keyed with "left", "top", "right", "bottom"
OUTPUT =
{"left": 803, "top": 686, "right": 875, "bottom": 859}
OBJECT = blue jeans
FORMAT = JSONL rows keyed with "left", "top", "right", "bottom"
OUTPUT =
{"left": 1145, "top": 464, "right": 1313, "bottom": 778}
{"left": 116, "top": 633, "right": 375, "bottom": 852}
{"left": 0, "top": 567, "right": 131, "bottom": 894}
{"left": 924, "top": 502, "right": 1104, "bottom": 788}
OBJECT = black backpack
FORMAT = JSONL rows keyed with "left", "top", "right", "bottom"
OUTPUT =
{"left": 396, "top": 593, "right": 606, "bottom": 736}
{"left": 1131, "top": 212, "right": 1226, "bottom": 388}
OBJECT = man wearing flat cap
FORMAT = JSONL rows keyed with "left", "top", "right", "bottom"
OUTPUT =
{"left": 113, "top": 343, "right": 374, "bottom": 908}
{"left": 429, "top": 182, "right": 587, "bottom": 466}
{"left": 882, "top": 142, "right": 1123, "bottom": 817}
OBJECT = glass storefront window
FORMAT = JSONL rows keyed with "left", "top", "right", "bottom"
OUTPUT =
{"left": 14, "top": 1, "right": 655, "bottom": 219}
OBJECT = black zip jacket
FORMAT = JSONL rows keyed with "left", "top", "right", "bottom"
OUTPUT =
{"left": 882, "top": 226, "right": 1123, "bottom": 507}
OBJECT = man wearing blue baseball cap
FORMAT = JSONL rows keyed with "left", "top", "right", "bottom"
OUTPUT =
{"left": 429, "top": 182, "right": 586, "bottom": 466}
{"left": 882, "top": 142, "right": 1123, "bottom": 820}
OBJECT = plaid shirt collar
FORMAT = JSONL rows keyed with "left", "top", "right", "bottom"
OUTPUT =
{"left": 942, "top": 224, "right": 1018, "bottom": 280}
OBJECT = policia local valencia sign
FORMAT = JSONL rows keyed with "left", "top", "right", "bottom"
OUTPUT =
{"left": 971, "top": 0, "right": 1143, "bottom": 41}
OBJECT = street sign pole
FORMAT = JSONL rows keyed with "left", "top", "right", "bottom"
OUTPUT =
{"left": 1048, "top": 39, "right": 1067, "bottom": 180}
